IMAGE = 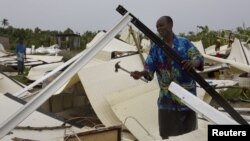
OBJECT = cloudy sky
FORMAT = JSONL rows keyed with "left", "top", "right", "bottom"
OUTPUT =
{"left": 0, "top": 0, "right": 249, "bottom": 34}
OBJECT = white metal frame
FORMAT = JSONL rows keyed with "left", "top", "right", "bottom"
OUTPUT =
{"left": 168, "top": 82, "right": 238, "bottom": 125}
{"left": 13, "top": 50, "right": 83, "bottom": 97}
{"left": 0, "top": 13, "right": 133, "bottom": 139}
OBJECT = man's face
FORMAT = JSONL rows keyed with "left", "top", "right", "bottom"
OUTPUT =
{"left": 156, "top": 17, "right": 171, "bottom": 39}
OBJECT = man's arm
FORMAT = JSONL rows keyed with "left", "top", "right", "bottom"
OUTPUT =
{"left": 181, "top": 60, "right": 203, "bottom": 71}
{"left": 184, "top": 41, "right": 204, "bottom": 71}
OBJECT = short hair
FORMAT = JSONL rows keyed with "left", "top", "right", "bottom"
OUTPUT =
{"left": 18, "top": 38, "right": 24, "bottom": 44}
{"left": 163, "top": 16, "right": 173, "bottom": 27}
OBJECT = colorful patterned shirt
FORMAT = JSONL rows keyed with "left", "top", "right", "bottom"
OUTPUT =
{"left": 144, "top": 34, "right": 204, "bottom": 111}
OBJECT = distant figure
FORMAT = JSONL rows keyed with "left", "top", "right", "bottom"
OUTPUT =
{"left": 16, "top": 38, "right": 26, "bottom": 75}
{"left": 225, "top": 33, "right": 234, "bottom": 57}
{"left": 215, "top": 39, "right": 221, "bottom": 57}
{"left": 228, "top": 33, "right": 235, "bottom": 46}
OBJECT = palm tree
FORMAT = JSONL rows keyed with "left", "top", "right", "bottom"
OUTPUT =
{"left": 197, "top": 25, "right": 212, "bottom": 48}
{"left": 1, "top": 18, "right": 9, "bottom": 28}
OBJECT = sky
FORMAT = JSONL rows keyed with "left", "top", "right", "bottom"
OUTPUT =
{"left": 0, "top": 0, "right": 250, "bottom": 35}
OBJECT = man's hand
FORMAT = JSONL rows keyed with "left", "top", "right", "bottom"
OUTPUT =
{"left": 130, "top": 71, "right": 143, "bottom": 80}
{"left": 181, "top": 60, "right": 201, "bottom": 71}
{"left": 130, "top": 70, "right": 148, "bottom": 80}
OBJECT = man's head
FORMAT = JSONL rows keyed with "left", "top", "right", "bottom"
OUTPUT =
{"left": 18, "top": 37, "right": 24, "bottom": 44}
{"left": 156, "top": 16, "right": 173, "bottom": 39}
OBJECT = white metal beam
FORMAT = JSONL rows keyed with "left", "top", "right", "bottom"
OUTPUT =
{"left": 168, "top": 82, "right": 238, "bottom": 125}
{"left": 13, "top": 51, "right": 83, "bottom": 97}
{"left": 0, "top": 13, "right": 133, "bottom": 139}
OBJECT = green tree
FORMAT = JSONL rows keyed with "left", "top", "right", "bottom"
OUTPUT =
{"left": 1, "top": 18, "right": 9, "bottom": 28}
{"left": 81, "top": 30, "right": 97, "bottom": 49}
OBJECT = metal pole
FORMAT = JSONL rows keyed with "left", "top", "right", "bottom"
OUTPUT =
{"left": 116, "top": 5, "right": 248, "bottom": 125}
{"left": 0, "top": 13, "right": 133, "bottom": 139}
{"left": 13, "top": 51, "right": 83, "bottom": 97}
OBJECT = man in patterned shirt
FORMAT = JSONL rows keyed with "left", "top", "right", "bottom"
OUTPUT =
{"left": 131, "top": 16, "right": 204, "bottom": 139}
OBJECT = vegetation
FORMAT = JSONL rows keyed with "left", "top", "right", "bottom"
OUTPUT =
{"left": 220, "top": 87, "right": 250, "bottom": 102}
{"left": 1, "top": 18, "right": 250, "bottom": 52}
{"left": 0, "top": 19, "right": 98, "bottom": 52}
{"left": 1, "top": 18, "right": 9, "bottom": 28}
{"left": 10, "top": 74, "right": 31, "bottom": 85}
{"left": 210, "top": 87, "right": 250, "bottom": 109}
{"left": 180, "top": 25, "right": 250, "bottom": 48}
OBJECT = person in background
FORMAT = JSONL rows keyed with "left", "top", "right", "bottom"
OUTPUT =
{"left": 225, "top": 33, "right": 235, "bottom": 57}
{"left": 215, "top": 39, "right": 221, "bottom": 57}
{"left": 130, "top": 16, "right": 204, "bottom": 139}
{"left": 16, "top": 38, "right": 26, "bottom": 75}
